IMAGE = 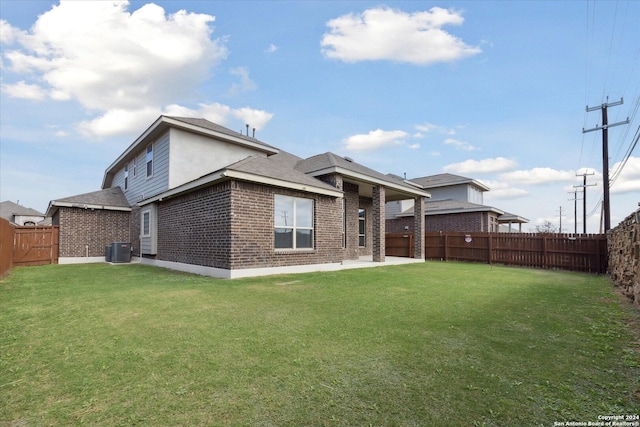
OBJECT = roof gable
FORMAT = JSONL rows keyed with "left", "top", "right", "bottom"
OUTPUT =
{"left": 46, "top": 187, "right": 131, "bottom": 217}
{"left": 295, "top": 152, "right": 430, "bottom": 199}
{"left": 410, "top": 173, "right": 490, "bottom": 192}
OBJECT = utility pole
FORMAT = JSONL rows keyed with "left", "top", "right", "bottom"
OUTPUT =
{"left": 558, "top": 206, "right": 563, "bottom": 233}
{"left": 568, "top": 190, "right": 579, "bottom": 234}
{"left": 583, "top": 97, "right": 629, "bottom": 232}
{"left": 574, "top": 171, "right": 596, "bottom": 234}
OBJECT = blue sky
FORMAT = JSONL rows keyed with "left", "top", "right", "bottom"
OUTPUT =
{"left": 1, "top": 0, "right": 638, "bottom": 232}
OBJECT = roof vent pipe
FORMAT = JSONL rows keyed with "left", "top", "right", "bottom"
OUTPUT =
{"left": 253, "top": 128, "right": 255, "bottom": 138}
{"left": 246, "top": 124, "right": 249, "bottom": 136}
{"left": 344, "top": 156, "right": 354, "bottom": 162}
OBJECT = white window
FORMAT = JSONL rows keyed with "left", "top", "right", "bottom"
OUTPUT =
{"left": 142, "top": 210, "right": 151, "bottom": 237}
{"left": 124, "top": 164, "right": 129, "bottom": 191}
{"left": 274, "top": 195, "right": 313, "bottom": 249}
{"left": 132, "top": 156, "right": 137, "bottom": 177}
{"left": 358, "top": 209, "right": 366, "bottom": 247}
{"left": 146, "top": 145, "right": 153, "bottom": 178}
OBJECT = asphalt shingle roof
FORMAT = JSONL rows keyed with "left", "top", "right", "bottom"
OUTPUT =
{"left": 226, "top": 155, "right": 339, "bottom": 193}
{"left": 295, "top": 152, "right": 419, "bottom": 191}
{"left": 0, "top": 201, "right": 45, "bottom": 220}
{"left": 53, "top": 187, "right": 130, "bottom": 208}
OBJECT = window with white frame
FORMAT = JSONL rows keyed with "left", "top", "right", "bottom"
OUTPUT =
{"left": 142, "top": 210, "right": 151, "bottom": 237}
{"left": 132, "top": 156, "right": 137, "bottom": 177}
{"left": 124, "top": 163, "right": 129, "bottom": 190}
{"left": 358, "top": 208, "right": 366, "bottom": 247}
{"left": 146, "top": 144, "right": 153, "bottom": 178}
{"left": 274, "top": 195, "right": 313, "bottom": 249}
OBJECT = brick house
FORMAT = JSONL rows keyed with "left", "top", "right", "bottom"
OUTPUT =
{"left": 0, "top": 201, "right": 46, "bottom": 226}
{"left": 386, "top": 173, "right": 528, "bottom": 233}
{"left": 50, "top": 116, "right": 430, "bottom": 277}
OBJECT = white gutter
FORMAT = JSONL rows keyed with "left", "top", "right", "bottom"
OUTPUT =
{"left": 49, "top": 201, "right": 131, "bottom": 212}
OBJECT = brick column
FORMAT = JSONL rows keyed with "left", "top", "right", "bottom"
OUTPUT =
{"left": 372, "top": 185, "right": 385, "bottom": 262}
{"left": 413, "top": 196, "right": 425, "bottom": 259}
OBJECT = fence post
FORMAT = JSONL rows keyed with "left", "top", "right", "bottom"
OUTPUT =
{"left": 543, "top": 235, "right": 548, "bottom": 269}
{"left": 409, "top": 234, "right": 414, "bottom": 258}
{"left": 444, "top": 233, "right": 448, "bottom": 261}
{"left": 488, "top": 234, "right": 493, "bottom": 265}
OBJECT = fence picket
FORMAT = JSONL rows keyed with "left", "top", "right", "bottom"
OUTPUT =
{"left": 386, "top": 232, "right": 607, "bottom": 274}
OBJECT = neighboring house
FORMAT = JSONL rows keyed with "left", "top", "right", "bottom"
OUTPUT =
{"left": 0, "top": 201, "right": 46, "bottom": 226}
{"left": 50, "top": 116, "right": 430, "bottom": 277}
{"left": 386, "top": 173, "right": 528, "bottom": 233}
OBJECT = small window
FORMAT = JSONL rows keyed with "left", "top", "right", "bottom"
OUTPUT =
{"left": 146, "top": 145, "right": 153, "bottom": 178}
{"left": 358, "top": 208, "right": 366, "bottom": 247}
{"left": 124, "top": 163, "right": 129, "bottom": 191}
{"left": 142, "top": 210, "right": 151, "bottom": 237}
{"left": 274, "top": 195, "right": 313, "bottom": 249}
{"left": 132, "top": 156, "right": 137, "bottom": 177}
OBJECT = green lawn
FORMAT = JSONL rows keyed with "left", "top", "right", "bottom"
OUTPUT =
{"left": 1, "top": 262, "right": 638, "bottom": 426}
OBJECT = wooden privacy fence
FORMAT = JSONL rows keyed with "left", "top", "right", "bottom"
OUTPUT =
{"left": 13, "top": 226, "right": 59, "bottom": 267}
{"left": 0, "top": 218, "right": 13, "bottom": 276}
{"left": 1, "top": 218, "right": 59, "bottom": 274}
{"left": 386, "top": 232, "right": 608, "bottom": 274}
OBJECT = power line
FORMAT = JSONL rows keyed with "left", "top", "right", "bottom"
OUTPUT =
{"left": 610, "top": 124, "right": 640, "bottom": 187}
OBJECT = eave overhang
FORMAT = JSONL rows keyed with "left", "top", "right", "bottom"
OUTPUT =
{"left": 138, "top": 169, "right": 343, "bottom": 207}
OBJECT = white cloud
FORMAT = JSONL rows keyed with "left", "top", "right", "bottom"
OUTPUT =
{"left": 500, "top": 167, "right": 575, "bottom": 185}
{"left": 344, "top": 129, "right": 408, "bottom": 151}
{"left": 480, "top": 180, "right": 528, "bottom": 200}
{"left": 1, "top": 80, "right": 46, "bottom": 100}
{"left": 321, "top": 7, "right": 481, "bottom": 65}
{"left": 230, "top": 107, "right": 274, "bottom": 131}
{"left": 610, "top": 156, "right": 640, "bottom": 194}
{"left": 78, "top": 107, "right": 161, "bottom": 137}
{"left": 0, "top": 19, "right": 25, "bottom": 45}
{"left": 265, "top": 44, "right": 278, "bottom": 53}
{"left": 415, "top": 122, "right": 456, "bottom": 135}
{"left": 227, "top": 66, "right": 257, "bottom": 96}
{"left": 444, "top": 138, "right": 476, "bottom": 151}
{"left": 2, "top": 1, "right": 230, "bottom": 136}
{"left": 444, "top": 157, "right": 517, "bottom": 174}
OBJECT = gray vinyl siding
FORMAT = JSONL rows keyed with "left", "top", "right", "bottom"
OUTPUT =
{"left": 112, "top": 131, "right": 170, "bottom": 205}
{"left": 385, "top": 200, "right": 402, "bottom": 220}
{"left": 428, "top": 185, "right": 467, "bottom": 202}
